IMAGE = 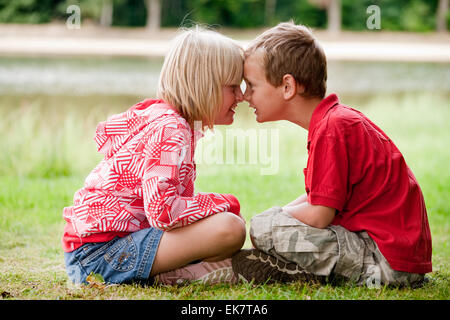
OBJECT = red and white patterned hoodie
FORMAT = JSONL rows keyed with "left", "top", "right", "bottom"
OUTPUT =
{"left": 62, "top": 99, "right": 241, "bottom": 252}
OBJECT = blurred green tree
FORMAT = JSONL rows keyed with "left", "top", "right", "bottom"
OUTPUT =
{"left": 112, "top": 0, "right": 146, "bottom": 27}
{"left": 400, "top": 0, "right": 436, "bottom": 32}
{"left": 0, "top": 0, "right": 447, "bottom": 32}
{"left": 274, "top": 0, "right": 326, "bottom": 28}
{"left": 341, "top": 0, "right": 440, "bottom": 32}
{"left": 0, "top": 0, "right": 61, "bottom": 23}
{"left": 54, "top": 0, "right": 103, "bottom": 23}
{"left": 185, "top": 0, "right": 265, "bottom": 28}
{"left": 161, "top": 0, "right": 189, "bottom": 27}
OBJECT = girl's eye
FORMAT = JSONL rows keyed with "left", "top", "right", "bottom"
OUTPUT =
{"left": 233, "top": 85, "right": 243, "bottom": 95}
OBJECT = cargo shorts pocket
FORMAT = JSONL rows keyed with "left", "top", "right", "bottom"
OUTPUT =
{"left": 271, "top": 210, "right": 340, "bottom": 276}
{"left": 329, "top": 225, "right": 365, "bottom": 281}
{"left": 104, "top": 235, "right": 137, "bottom": 272}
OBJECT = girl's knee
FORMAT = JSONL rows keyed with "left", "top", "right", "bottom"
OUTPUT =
{"left": 215, "top": 212, "right": 246, "bottom": 249}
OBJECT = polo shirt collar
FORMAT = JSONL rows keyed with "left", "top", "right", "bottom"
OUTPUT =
{"left": 307, "top": 93, "right": 339, "bottom": 143}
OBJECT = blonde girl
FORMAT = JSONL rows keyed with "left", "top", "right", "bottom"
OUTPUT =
{"left": 63, "top": 27, "right": 246, "bottom": 285}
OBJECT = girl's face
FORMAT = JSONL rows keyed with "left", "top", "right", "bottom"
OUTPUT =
{"left": 213, "top": 85, "right": 244, "bottom": 125}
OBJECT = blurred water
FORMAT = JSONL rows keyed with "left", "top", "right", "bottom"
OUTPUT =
{"left": 0, "top": 56, "right": 163, "bottom": 96}
{"left": 0, "top": 56, "right": 449, "bottom": 96}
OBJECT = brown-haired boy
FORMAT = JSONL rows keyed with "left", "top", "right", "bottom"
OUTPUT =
{"left": 231, "top": 22, "right": 432, "bottom": 287}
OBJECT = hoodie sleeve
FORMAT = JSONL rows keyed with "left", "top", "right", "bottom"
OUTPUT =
{"left": 141, "top": 119, "right": 241, "bottom": 231}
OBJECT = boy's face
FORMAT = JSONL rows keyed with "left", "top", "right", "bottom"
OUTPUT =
{"left": 243, "top": 51, "right": 284, "bottom": 123}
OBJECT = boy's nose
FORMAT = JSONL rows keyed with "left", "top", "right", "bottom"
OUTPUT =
{"left": 234, "top": 86, "right": 244, "bottom": 102}
{"left": 243, "top": 87, "right": 251, "bottom": 102}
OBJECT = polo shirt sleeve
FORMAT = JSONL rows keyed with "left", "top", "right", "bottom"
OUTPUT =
{"left": 305, "top": 128, "right": 348, "bottom": 212}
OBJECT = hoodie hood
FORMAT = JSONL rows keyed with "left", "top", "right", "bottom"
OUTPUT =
{"left": 94, "top": 99, "right": 183, "bottom": 159}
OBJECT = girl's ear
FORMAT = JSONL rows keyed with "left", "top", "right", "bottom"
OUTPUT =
{"left": 282, "top": 74, "right": 299, "bottom": 100}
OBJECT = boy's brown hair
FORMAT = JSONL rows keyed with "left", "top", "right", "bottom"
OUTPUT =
{"left": 245, "top": 21, "right": 327, "bottom": 98}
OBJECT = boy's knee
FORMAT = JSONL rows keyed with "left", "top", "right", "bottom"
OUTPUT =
{"left": 248, "top": 207, "right": 281, "bottom": 251}
{"left": 249, "top": 228, "right": 271, "bottom": 252}
{"left": 249, "top": 233, "right": 259, "bottom": 249}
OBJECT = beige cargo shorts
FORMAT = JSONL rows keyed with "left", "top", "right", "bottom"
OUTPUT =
{"left": 250, "top": 207, "right": 425, "bottom": 288}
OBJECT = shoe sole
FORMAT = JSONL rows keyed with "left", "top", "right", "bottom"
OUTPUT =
{"left": 232, "top": 249, "right": 324, "bottom": 284}
{"left": 196, "top": 267, "right": 237, "bottom": 285}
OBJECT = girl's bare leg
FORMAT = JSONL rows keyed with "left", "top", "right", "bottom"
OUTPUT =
{"left": 150, "top": 212, "right": 246, "bottom": 276}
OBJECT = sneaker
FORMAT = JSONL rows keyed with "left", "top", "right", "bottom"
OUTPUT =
{"left": 154, "top": 258, "right": 238, "bottom": 285}
{"left": 231, "top": 248, "right": 325, "bottom": 284}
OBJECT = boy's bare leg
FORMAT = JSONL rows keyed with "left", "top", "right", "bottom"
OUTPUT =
{"left": 150, "top": 212, "right": 246, "bottom": 276}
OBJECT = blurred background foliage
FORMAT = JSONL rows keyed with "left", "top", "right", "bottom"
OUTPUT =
{"left": 0, "top": 0, "right": 448, "bottom": 32}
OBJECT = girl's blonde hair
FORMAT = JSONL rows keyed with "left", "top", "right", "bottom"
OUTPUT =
{"left": 158, "top": 26, "right": 244, "bottom": 129}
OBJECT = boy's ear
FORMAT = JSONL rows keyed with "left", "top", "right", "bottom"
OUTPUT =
{"left": 282, "top": 74, "right": 300, "bottom": 100}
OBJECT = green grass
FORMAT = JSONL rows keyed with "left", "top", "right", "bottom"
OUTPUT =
{"left": 0, "top": 92, "right": 449, "bottom": 299}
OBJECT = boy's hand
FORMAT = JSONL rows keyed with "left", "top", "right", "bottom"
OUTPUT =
{"left": 282, "top": 202, "right": 335, "bottom": 229}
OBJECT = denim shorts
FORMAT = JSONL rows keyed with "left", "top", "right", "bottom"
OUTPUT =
{"left": 64, "top": 227, "right": 163, "bottom": 285}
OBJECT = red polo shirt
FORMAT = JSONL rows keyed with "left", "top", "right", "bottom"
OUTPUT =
{"left": 304, "top": 93, "right": 432, "bottom": 274}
